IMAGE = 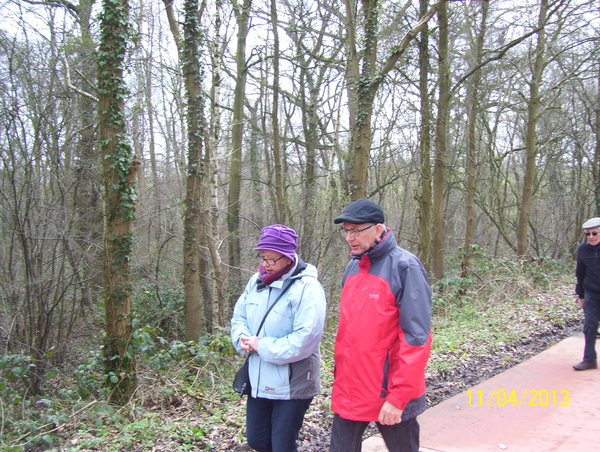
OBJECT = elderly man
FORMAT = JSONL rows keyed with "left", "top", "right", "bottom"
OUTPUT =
{"left": 574, "top": 217, "right": 600, "bottom": 371}
{"left": 329, "top": 198, "right": 432, "bottom": 452}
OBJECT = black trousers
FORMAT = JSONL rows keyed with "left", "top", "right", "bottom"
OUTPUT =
{"left": 329, "top": 413, "right": 420, "bottom": 452}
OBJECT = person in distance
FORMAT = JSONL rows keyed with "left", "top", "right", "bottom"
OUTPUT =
{"left": 573, "top": 217, "right": 600, "bottom": 371}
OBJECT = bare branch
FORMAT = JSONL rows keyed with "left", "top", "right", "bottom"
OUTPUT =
{"left": 21, "top": 0, "right": 79, "bottom": 18}
{"left": 63, "top": 56, "right": 98, "bottom": 102}
{"left": 450, "top": 25, "right": 544, "bottom": 95}
{"left": 369, "top": 0, "right": 442, "bottom": 97}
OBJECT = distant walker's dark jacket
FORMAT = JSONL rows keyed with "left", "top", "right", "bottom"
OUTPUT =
{"left": 575, "top": 242, "right": 600, "bottom": 300}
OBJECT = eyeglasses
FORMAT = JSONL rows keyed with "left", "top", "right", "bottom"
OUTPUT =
{"left": 256, "top": 254, "right": 285, "bottom": 266}
{"left": 585, "top": 232, "right": 599, "bottom": 236}
{"left": 339, "top": 224, "right": 376, "bottom": 237}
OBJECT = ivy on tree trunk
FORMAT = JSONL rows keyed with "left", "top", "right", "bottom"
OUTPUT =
{"left": 97, "top": 0, "right": 137, "bottom": 404}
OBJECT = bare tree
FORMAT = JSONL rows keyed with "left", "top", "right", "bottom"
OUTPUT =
{"left": 595, "top": 60, "right": 600, "bottom": 215}
{"left": 227, "top": 0, "right": 251, "bottom": 311}
{"left": 203, "top": 0, "right": 227, "bottom": 330}
{"left": 516, "top": 0, "right": 548, "bottom": 257}
{"left": 461, "top": 0, "right": 488, "bottom": 275}
{"left": 418, "top": 0, "right": 433, "bottom": 272}
{"left": 431, "top": 0, "right": 448, "bottom": 280}
{"left": 270, "top": 0, "right": 286, "bottom": 223}
{"left": 342, "top": 0, "right": 441, "bottom": 200}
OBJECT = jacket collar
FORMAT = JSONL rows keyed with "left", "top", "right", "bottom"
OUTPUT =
{"left": 256, "top": 257, "right": 308, "bottom": 291}
{"left": 350, "top": 227, "right": 396, "bottom": 261}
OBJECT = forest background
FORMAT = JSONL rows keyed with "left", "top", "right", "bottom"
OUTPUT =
{"left": 1, "top": 0, "right": 599, "bottom": 449}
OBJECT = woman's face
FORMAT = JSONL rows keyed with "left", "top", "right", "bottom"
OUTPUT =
{"left": 257, "top": 250, "right": 292, "bottom": 274}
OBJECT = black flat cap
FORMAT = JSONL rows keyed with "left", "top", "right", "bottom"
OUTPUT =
{"left": 334, "top": 198, "right": 385, "bottom": 224}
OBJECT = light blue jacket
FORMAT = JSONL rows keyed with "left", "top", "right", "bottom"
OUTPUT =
{"left": 231, "top": 257, "right": 326, "bottom": 399}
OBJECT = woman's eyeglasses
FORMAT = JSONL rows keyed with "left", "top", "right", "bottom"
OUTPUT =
{"left": 585, "top": 232, "right": 599, "bottom": 236}
{"left": 256, "top": 255, "right": 285, "bottom": 266}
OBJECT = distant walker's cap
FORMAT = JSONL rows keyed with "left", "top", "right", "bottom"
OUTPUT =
{"left": 583, "top": 217, "right": 600, "bottom": 229}
{"left": 334, "top": 198, "right": 385, "bottom": 225}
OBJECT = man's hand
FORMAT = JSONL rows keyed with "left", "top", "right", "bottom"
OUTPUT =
{"left": 578, "top": 298, "right": 585, "bottom": 309}
{"left": 378, "top": 401, "right": 403, "bottom": 425}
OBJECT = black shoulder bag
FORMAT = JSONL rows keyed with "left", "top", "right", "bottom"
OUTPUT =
{"left": 233, "top": 265, "right": 305, "bottom": 397}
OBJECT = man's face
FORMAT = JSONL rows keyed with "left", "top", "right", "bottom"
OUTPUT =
{"left": 340, "top": 222, "right": 384, "bottom": 256}
{"left": 585, "top": 227, "right": 600, "bottom": 246}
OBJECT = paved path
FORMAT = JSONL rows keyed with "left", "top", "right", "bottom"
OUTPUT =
{"left": 363, "top": 333, "right": 600, "bottom": 452}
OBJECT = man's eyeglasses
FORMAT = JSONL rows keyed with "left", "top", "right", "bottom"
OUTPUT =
{"left": 339, "top": 224, "right": 376, "bottom": 237}
{"left": 256, "top": 255, "right": 285, "bottom": 266}
{"left": 585, "top": 231, "right": 599, "bottom": 236}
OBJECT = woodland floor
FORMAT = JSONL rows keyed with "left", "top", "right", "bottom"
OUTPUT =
{"left": 54, "top": 284, "right": 583, "bottom": 452}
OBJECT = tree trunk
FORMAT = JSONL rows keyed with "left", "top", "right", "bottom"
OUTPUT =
{"left": 270, "top": 0, "right": 286, "bottom": 223}
{"left": 418, "top": 0, "right": 432, "bottom": 273}
{"left": 594, "top": 60, "right": 600, "bottom": 215}
{"left": 516, "top": 0, "right": 547, "bottom": 257}
{"left": 461, "top": 0, "right": 488, "bottom": 276}
{"left": 345, "top": 0, "right": 378, "bottom": 200}
{"left": 97, "top": 0, "right": 136, "bottom": 404}
{"left": 182, "top": 0, "right": 205, "bottom": 341}
{"left": 203, "top": 0, "right": 225, "bottom": 330}
{"left": 227, "top": 0, "right": 251, "bottom": 313}
{"left": 432, "top": 0, "right": 448, "bottom": 281}
{"left": 72, "top": 0, "right": 103, "bottom": 321}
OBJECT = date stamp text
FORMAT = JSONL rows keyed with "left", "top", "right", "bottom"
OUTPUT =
{"left": 466, "top": 389, "right": 570, "bottom": 407}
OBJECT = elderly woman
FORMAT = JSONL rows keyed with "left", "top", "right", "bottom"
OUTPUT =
{"left": 231, "top": 224, "right": 327, "bottom": 452}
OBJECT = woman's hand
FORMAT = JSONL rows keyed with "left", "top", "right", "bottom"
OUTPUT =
{"left": 240, "top": 335, "right": 259, "bottom": 352}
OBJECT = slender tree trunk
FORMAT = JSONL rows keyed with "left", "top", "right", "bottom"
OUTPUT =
{"left": 202, "top": 0, "right": 225, "bottom": 331}
{"left": 298, "top": 63, "right": 318, "bottom": 258}
{"left": 227, "top": 0, "right": 250, "bottom": 312}
{"left": 131, "top": 67, "right": 146, "bottom": 241}
{"left": 594, "top": 60, "right": 600, "bottom": 215}
{"left": 342, "top": 0, "right": 359, "bottom": 197}
{"left": 197, "top": 234, "right": 214, "bottom": 334}
{"left": 345, "top": 0, "right": 378, "bottom": 200}
{"left": 73, "top": 0, "right": 102, "bottom": 317}
{"left": 98, "top": 0, "right": 136, "bottom": 404}
{"left": 418, "top": 0, "right": 432, "bottom": 273}
{"left": 144, "top": 59, "right": 161, "bottom": 242}
{"left": 432, "top": 0, "right": 448, "bottom": 281}
{"left": 461, "top": 0, "right": 488, "bottom": 276}
{"left": 516, "top": 0, "right": 547, "bottom": 257}
{"left": 182, "top": 0, "right": 205, "bottom": 341}
{"left": 270, "top": 0, "right": 286, "bottom": 222}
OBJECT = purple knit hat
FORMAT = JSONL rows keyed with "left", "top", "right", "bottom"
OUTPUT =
{"left": 253, "top": 224, "right": 298, "bottom": 261}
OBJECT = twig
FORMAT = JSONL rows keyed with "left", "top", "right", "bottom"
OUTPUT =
{"left": 63, "top": 56, "right": 99, "bottom": 102}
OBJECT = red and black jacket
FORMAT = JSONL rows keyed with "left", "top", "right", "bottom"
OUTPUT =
{"left": 331, "top": 228, "right": 432, "bottom": 422}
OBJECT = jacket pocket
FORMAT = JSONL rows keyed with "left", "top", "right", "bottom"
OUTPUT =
{"left": 289, "top": 353, "right": 320, "bottom": 399}
{"left": 380, "top": 353, "right": 390, "bottom": 398}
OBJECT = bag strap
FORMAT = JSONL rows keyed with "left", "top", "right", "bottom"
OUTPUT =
{"left": 254, "top": 282, "right": 292, "bottom": 336}
{"left": 255, "top": 259, "right": 307, "bottom": 336}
